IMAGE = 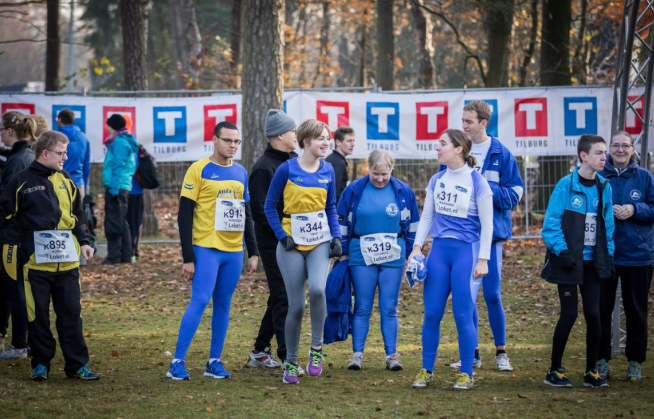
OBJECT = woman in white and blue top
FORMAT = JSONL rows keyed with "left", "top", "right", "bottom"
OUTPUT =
{"left": 408, "top": 129, "right": 493, "bottom": 390}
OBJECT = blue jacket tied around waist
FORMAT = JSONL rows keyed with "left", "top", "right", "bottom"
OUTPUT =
{"left": 324, "top": 259, "right": 352, "bottom": 344}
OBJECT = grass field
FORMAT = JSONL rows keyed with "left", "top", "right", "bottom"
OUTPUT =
{"left": 1, "top": 241, "right": 653, "bottom": 419}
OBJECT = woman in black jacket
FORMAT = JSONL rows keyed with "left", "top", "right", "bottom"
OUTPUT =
{"left": 0, "top": 112, "right": 36, "bottom": 360}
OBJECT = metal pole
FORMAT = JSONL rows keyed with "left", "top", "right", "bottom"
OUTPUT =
{"left": 523, "top": 156, "right": 529, "bottom": 237}
{"left": 612, "top": 279, "right": 622, "bottom": 354}
{"left": 66, "top": 0, "right": 75, "bottom": 91}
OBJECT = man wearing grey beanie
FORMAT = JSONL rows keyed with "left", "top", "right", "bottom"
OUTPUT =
{"left": 247, "top": 109, "right": 303, "bottom": 372}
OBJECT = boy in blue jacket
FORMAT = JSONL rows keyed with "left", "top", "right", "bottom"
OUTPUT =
{"left": 541, "top": 134, "right": 615, "bottom": 388}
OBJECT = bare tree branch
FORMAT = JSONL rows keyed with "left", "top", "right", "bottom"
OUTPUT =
{"left": 0, "top": 1, "right": 48, "bottom": 7}
{"left": 417, "top": 0, "right": 487, "bottom": 85}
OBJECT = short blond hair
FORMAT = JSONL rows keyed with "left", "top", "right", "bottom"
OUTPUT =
{"left": 368, "top": 149, "right": 394, "bottom": 171}
{"left": 296, "top": 119, "right": 330, "bottom": 149}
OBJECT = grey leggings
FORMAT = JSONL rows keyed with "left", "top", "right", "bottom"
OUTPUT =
{"left": 276, "top": 241, "right": 331, "bottom": 364}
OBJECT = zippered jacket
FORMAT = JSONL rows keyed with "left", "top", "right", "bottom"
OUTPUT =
{"left": 102, "top": 132, "right": 139, "bottom": 194}
{"left": 600, "top": 157, "right": 654, "bottom": 266}
{"left": 0, "top": 160, "right": 90, "bottom": 272}
{"left": 59, "top": 125, "right": 91, "bottom": 188}
{"left": 337, "top": 175, "right": 419, "bottom": 259}
{"left": 541, "top": 168, "right": 615, "bottom": 284}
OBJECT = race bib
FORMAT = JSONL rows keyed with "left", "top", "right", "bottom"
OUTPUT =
{"left": 359, "top": 233, "right": 401, "bottom": 266}
{"left": 33, "top": 230, "right": 79, "bottom": 264}
{"left": 584, "top": 213, "right": 597, "bottom": 246}
{"left": 215, "top": 199, "right": 246, "bottom": 231}
{"left": 434, "top": 181, "right": 472, "bottom": 219}
{"left": 290, "top": 210, "right": 332, "bottom": 245}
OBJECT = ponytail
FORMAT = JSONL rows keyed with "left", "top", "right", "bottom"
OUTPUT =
{"left": 14, "top": 116, "right": 38, "bottom": 143}
{"left": 465, "top": 155, "right": 477, "bottom": 168}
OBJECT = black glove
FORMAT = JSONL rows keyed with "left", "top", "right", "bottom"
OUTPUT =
{"left": 281, "top": 236, "right": 296, "bottom": 251}
{"left": 558, "top": 250, "right": 576, "bottom": 271}
{"left": 329, "top": 237, "right": 342, "bottom": 258}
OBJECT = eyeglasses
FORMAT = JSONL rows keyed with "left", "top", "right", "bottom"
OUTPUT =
{"left": 216, "top": 137, "right": 242, "bottom": 146}
{"left": 610, "top": 144, "right": 633, "bottom": 150}
{"left": 47, "top": 150, "right": 68, "bottom": 158}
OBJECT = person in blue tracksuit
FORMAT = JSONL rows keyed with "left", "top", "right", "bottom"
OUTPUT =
{"left": 448, "top": 100, "right": 524, "bottom": 372}
{"left": 541, "top": 134, "right": 615, "bottom": 388}
{"left": 597, "top": 131, "right": 654, "bottom": 382}
{"left": 409, "top": 129, "right": 494, "bottom": 391}
{"left": 337, "top": 149, "right": 419, "bottom": 372}
{"left": 57, "top": 108, "right": 91, "bottom": 197}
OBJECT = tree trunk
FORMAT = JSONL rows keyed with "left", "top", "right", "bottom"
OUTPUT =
{"left": 358, "top": 10, "right": 367, "bottom": 87}
{"left": 45, "top": 0, "right": 60, "bottom": 91}
{"left": 572, "top": 0, "right": 588, "bottom": 84}
{"left": 519, "top": 0, "right": 538, "bottom": 87}
{"left": 540, "top": 0, "right": 572, "bottom": 86}
{"left": 230, "top": 0, "right": 242, "bottom": 88}
{"left": 170, "top": 0, "right": 185, "bottom": 88}
{"left": 312, "top": 1, "right": 331, "bottom": 87}
{"left": 178, "top": 0, "right": 202, "bottom": 88}
{"left": 376, "top": 0, "right": 394, "bottom": 90}
{"left": 485, "top": 0, "right": 514, "bottom": 87}
{"left": 121, "top": 0, "right": 153, "bottom": 92}
{"left": 241, "top": 0, "right": 285, "bottom": 172}
{"left": 410, "top": 0, "right": 435, "bottom": 89}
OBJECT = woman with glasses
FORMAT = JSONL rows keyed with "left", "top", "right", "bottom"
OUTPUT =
{"left": 337, "top": 149, "right": 419, "bottom": 372}
{"left": 265, "top": 118, "right": 342, "bottom": 384}
{"left": 597, "top": 131, "right": 654, "bottom": 382}
{"left": 408, "top": 129, "right": 493, "bottom": 390}
{"left": 167, "top": 121, "right": 258, "bottom": 380}
{"left": 0, "top": 112, "right": 37, "bottom": 361}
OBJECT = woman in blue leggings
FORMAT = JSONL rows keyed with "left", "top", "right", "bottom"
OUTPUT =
{"left": 337, "top": 150, "right": 419, "bottom": 371}
{"left": 409, "top": 129, "right": 493, "bottom": 390}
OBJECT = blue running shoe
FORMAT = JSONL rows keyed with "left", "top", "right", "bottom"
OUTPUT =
{"left": 583, "top": 369, "right": 608, "bottom": 388}
{"left": 204, "top": 360, "right": 231, "bottom": 379}
{"left": 167, "top": 361, "right": 190, "bottom": 380}
{"left": 31, "top": 364, "right": 48, "bottom": 381}
{"left": 628, "top": 361, "right": 642, "bottom": 383}
{"left": 543, "top": 368, "right": 572, "bottom": 387}
{"left": 66, "top": 365, "right": 100, "bottom": 380}
{"left": 596, "top": 359, "right": 610, "bottom": 379}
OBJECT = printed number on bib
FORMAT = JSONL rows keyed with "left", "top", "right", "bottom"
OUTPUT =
{"left": 290, "top": 210, "right": 332, "bottom": 245}
{"left": 434, "top": 181, "right": 472, "bottom": 219}
{"left": 215, "top": 199, "right": 245, "bottom": 231}
{"left": 33, "top": 230, "right": 79, "bottom": 264}
{"left": 584, "top": 213, "right": 597, "bottom": 246}
{"left": 360, "top": 233, "right": 401, "bottom": 266}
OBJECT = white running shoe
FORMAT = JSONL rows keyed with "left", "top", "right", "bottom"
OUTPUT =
{"left": 246, "top": 347, "right": 282, "bottom": 369}
{"left": 495, "top": 353, "right": 514, "bottom": 371}
{"left": 0, "top": 345, "right": 28, "bottom": 360}
{"left": 450, "top": 355, "right": 482, "bottom": 369}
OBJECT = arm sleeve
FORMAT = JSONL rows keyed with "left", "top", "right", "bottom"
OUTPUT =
{"left": 491, "top": 155, "right": 524, "bottom": 210}
{"left": 414, "top": 185, "right": 435, "bottom": 248}
{"left": 66, "top": 174, "right": 91, "bottom": 246}
{"left": 404, "top": 191, "right": 421, "bottom": 259}
{"left": 83, "top": 139, "right": 91, "bottom": 189}
{"left": 178, "top": 196, "right": 196, "bottom": 263}
{"left": 244, "top": 200, "right": 259, "bottom": 257}
{"left": 0, "top": 177, "right": 22, "bottom": 229}
{"left": 325, "top": 165, "right": 341, "bottom": 239}
{"left": 604, "top": 183, "right": 615, "bottom": 257}
{"left": 332, "top": 159, "right": 344, "bottom": 200}
{"left": 542, "top": 180, "right": 569, "bottom": 255}
{"left": 632, "top": 171, "right": 654, "bottom": 223}
{"left": 336, "top": 187, "right": 350, "bottom": 255}
{"left": 249, "top": 168, "right": 274, "bottom": 225}
{"left": 477, "top": 195, "right": 494, "bottom": 260}
{"left": 264, "top": 163, "right": 289, "bottom": 241}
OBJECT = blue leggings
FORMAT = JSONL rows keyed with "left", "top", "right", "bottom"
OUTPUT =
{"left": 174, "top": 246, "right": 243, "bottom": 360}
{"left": 422, "top": 238, "right": 481, "bottom": 376}
{"left": 350, "top": 265, "right": 403, "bottom": 356}
{"left": 473, "top": 241, "right": 507, "bottom": 347}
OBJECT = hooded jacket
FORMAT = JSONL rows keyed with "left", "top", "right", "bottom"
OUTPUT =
{"left": 59, "top": 125, "right": 91, "bottom": 188}
{"left": 599, "top": 157, "right": 654, "bottom": 266}
{"left": 541, "top": 168, "right": 615, "bottom": 284}
{"left": 102, "top": 132, "right": 139, "bottom": 194}
{"left": 0, "top": 140, "right": 35, "bottom": 196}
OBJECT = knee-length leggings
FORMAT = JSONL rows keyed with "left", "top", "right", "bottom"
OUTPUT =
{"left": 422, "top": 238, "right": 481, "bottom": 376}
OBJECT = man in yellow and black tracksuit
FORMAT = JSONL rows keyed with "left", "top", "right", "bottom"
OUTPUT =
{"left": 0, "top": 131, "right": 98, "bottom": 381}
